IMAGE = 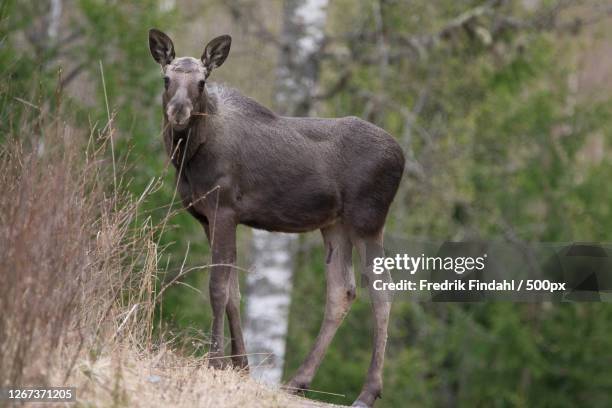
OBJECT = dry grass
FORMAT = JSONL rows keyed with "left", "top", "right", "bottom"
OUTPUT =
{"left": 0, "top": 110, "right": 158, "bottom": 386}
{"left": 0, "top": 103, "right": 337, "bottom": 406}
{"left": 57, "top": 344, "right": 332, "bottom": 408}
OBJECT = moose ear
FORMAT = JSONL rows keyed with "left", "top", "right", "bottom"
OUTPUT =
{"left": 149, "top": 29, "right": 175, "bottom": 66}
{"left": 201, "top": 35, "right": 232, "bottom": 74}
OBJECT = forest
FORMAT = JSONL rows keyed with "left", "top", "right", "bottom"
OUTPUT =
{"left": 1, "top": 0, "right": 612, "bottom": 407}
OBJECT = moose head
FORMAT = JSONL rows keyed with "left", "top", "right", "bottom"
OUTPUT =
{"left": 149, "top": 29, "right": 231, "bottom": 130}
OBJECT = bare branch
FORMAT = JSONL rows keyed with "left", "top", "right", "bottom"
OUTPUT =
{"left": 60, "top": 61, "right": 88, "bottom": 88}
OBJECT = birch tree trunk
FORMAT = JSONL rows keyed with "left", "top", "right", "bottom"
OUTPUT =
{"left": 244, "top": 0, "right": 329, "bottom": 385}
{"left": 47, "top": 0, "right": 62, "bottom": 40}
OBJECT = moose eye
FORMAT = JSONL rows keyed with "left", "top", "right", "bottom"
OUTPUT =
{"left": 163, "top": 76, "right": 170, "bottom": 90}
{"left": 198, "top": 80, "right": 205, "bottom": 93}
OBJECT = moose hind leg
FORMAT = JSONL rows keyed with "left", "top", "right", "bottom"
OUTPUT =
{"left": 226, "top": 269, "right": 249, "bottom": 370}
{"left": 352, "top": 231, "right": 391, "bottom": 408}
{"left": 286, "top": 222, "right": 356, "bottom": 392}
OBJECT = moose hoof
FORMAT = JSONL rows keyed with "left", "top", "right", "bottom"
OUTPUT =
{"left": 231, "top": 355, "right": 249, "bottom": 371}
{"left": 207, "top": 355, "right": 228, "bottom": 370}
{"left": 352, "top": 386, "right": 380, "bottom": 408}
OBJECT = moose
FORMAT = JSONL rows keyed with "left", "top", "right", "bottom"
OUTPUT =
{"left": 148, "top": 29, "right": 404, "bottom": 407}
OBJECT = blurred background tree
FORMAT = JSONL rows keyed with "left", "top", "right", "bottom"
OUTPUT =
{"left": 2, "top": 0, "right": 612, "bottom": 406}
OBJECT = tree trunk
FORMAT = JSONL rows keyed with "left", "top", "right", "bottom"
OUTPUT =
{"left": 47, "top": 0, "right": 62, "bottom": 40}
{"left": 244, "top": 0, "right": 329, "bottom": 385}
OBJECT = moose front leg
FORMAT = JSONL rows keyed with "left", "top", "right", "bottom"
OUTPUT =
{"left": 199, "top": 216, "right": 247, "bottom": 370}
{"left": 207, "top": 208, "right": 237, "bottom": 369}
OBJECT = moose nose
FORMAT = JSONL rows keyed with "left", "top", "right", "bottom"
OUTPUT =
{"left": 167, "top": 101, "right": 193, "bottom": 127}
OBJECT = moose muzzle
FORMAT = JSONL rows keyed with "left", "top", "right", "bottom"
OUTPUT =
{"left": 167, "top": 90, "right": 193, "bottom": 129}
